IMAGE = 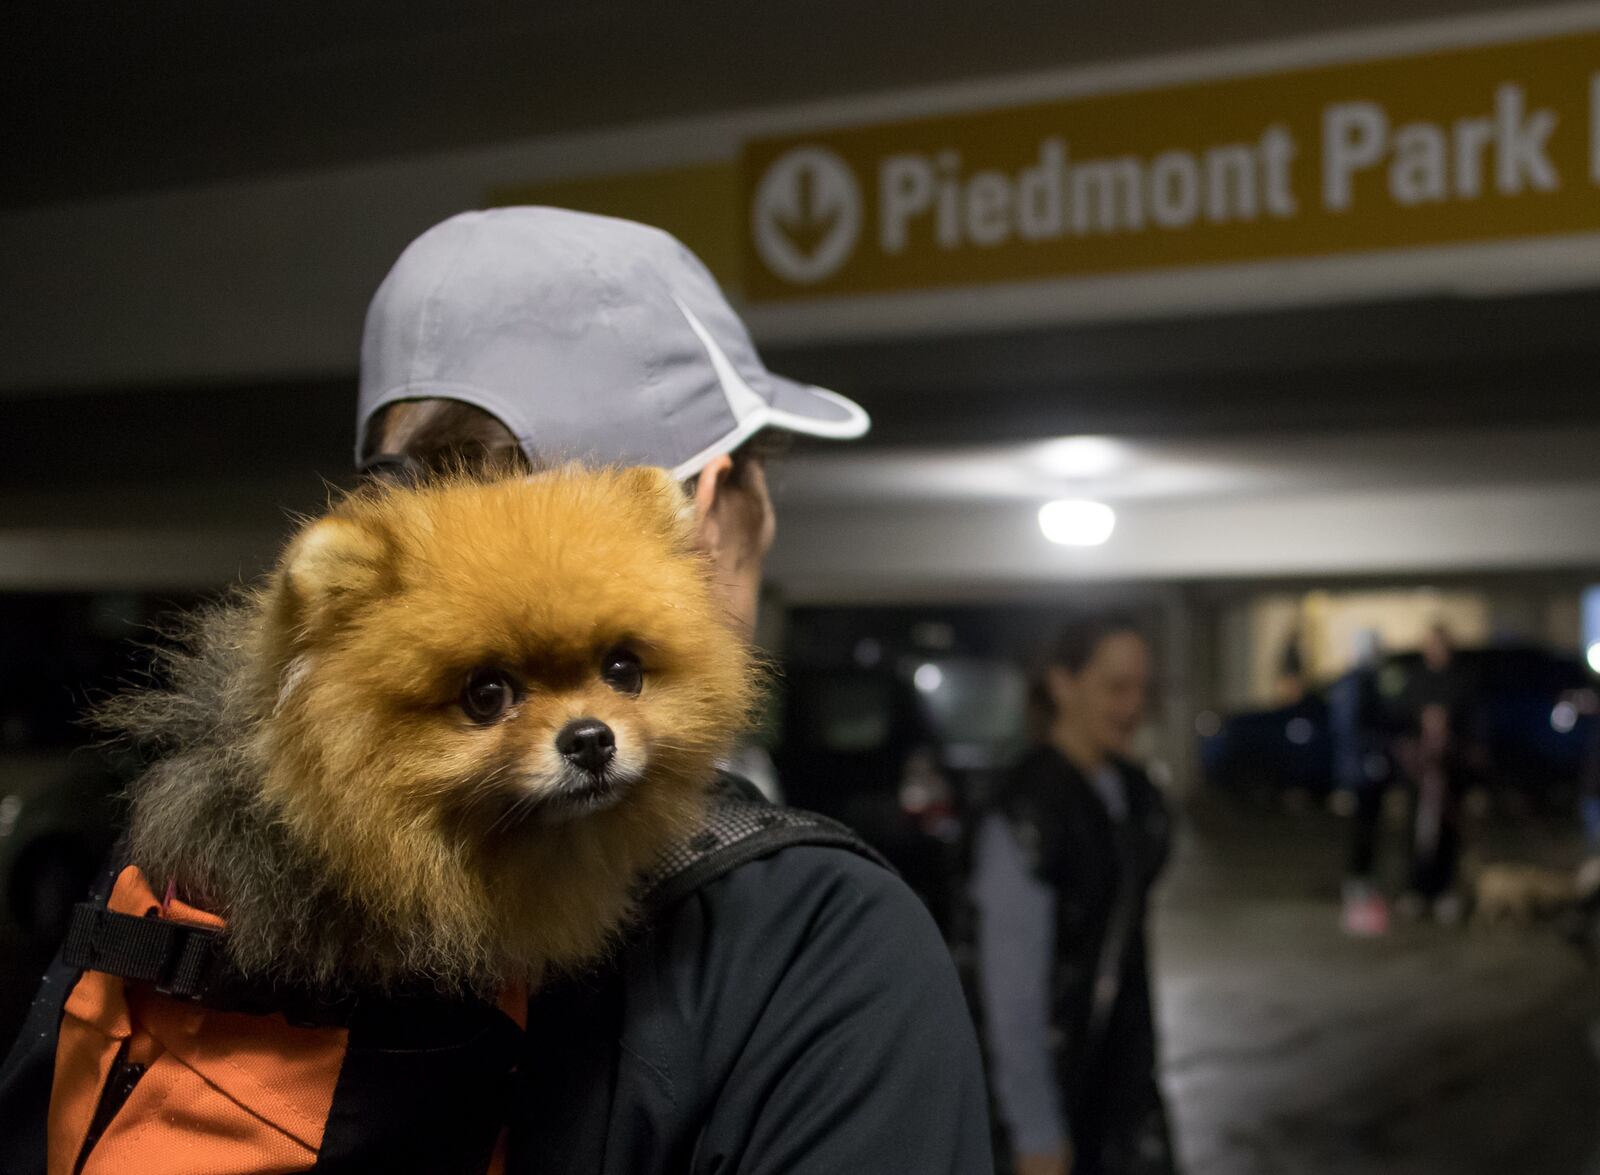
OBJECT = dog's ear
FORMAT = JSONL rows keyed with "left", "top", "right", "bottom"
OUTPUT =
{"left": 617, "top": 466, "right": 696, "bottom": 547}
{"left": 270, "top": 513, "right": 394, "bottom": 649}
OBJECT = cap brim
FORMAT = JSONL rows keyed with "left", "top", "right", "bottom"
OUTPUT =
{"left": 667, "top": 373, "right": 872, "bottom": 481}
{"left": 763, "top": 376, "right": 871, "bottom": 440}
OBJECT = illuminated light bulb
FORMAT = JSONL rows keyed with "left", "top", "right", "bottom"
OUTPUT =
{"left": 1039, "top": 499, "right": 1116, "bottom": 546}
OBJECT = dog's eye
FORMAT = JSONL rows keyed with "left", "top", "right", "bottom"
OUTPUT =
{"left": 461, "top": 668, "right": 520, "bottom": 724}
{"left": 600, "top": 647, "right": 643, "bottom": 697}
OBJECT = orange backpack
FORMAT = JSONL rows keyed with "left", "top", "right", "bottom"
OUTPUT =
{"left": 37, "top": 865, "right": 523, "bottom": 1175}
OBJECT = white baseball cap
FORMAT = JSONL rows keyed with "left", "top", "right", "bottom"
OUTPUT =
{"left": 356, "top": 207, "right": 869, "bottom": 478}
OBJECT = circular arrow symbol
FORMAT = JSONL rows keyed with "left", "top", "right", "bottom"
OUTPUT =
{"left": 752, "top": 147, "right": 862, "bottom": 285}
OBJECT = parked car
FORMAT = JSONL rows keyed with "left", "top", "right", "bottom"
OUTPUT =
{"left": 1198, "top": 645, "right": 1595, "bottom": 808}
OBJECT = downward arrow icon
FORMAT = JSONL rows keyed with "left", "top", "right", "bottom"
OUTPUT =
{"left": 773, "top": 166, "right": 844, "bottom": 260}
{"left": 753, "top": 146, "right": 861, "bottom": 284}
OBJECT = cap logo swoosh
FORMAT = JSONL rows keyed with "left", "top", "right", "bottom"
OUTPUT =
{"left": 674, "top": 297, "right": 768, "bottom": 422}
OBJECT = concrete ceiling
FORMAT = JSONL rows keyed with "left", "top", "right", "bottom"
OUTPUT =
{"left": 10, "top": 421, "right": 1600, "bottom": 594}
{"left": 770, "top": 424, "right": 1600, "bottom": 506}
{"left": 766, "top": 288, "right": 1600, "bottom": 443}
{"left": 764, "top": 424, "right": 1600, "bottom": 599}
{"left": 3, "top": 0, "right": 1549, "bottom": 208}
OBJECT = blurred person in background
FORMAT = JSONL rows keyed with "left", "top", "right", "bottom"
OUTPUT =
{"left": 1397, "top": 622, "right": 1478, "bottom": 923}
{"left": 972, "top": 614, "right": 1176, "bottom": 1175}
{"left": 1273, "top": 625, "right": 1309, "bottom": 705}
{"left": 1332, "top": 629, "right": 1395, "bottom": 937}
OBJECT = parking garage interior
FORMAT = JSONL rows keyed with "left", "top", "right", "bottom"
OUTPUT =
{"left": 5, "top": 3, "right": 1600, "bottom": 1171}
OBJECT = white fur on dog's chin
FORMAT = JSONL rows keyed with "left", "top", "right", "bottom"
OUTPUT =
{"left": 538, "top": 788, "right": 623, "bottom": 824}
{"left": 531, "top": 760, "right": 647, "bottom": 825}
{"left": 511, "top": 738, "right": 650, "bottom": 825}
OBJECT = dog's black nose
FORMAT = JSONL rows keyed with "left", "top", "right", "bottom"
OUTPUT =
{"left": 556, "top": 718, "right": 616, "bottom": 773}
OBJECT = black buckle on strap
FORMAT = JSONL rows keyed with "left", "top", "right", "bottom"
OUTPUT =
{"left": 61, "top": 901, "right": 357, "bottom": 1026}
{"left": 61, "top": 902, "right": 229, "bottom": 1002}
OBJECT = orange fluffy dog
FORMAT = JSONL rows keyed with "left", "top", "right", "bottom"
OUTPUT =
{"left": 100, "top": 467, "right": 757, "bottom": 996}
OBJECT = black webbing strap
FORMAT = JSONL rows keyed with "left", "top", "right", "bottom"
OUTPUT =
{"left": 60, "top": 904, "right": 226, "bottom": 1001}
{"left": 638, "top": 773, "right": 891, "bottom": 916}
{"left": 59, "top": 902, "right": 353, "bottom": 1024}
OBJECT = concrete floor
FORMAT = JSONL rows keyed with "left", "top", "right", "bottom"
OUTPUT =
{"left": 1154, "top": 802, "right": 1600, "bottom": 1175}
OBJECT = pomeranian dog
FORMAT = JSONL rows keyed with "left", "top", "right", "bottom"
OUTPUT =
{"left": 97, "top": 466, "right": 757, "bottom": 997}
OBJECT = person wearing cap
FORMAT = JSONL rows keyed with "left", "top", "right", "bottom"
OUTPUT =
{"left": 369, "top": 208, "right": 997, "bottom": 1170}
{"left": 0, "top": 207, "right": 990, "bottom": 1172}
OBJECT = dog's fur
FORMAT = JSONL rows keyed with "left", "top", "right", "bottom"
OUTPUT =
{"left": 97, "top": 467, "right": 757, "bottom": 996}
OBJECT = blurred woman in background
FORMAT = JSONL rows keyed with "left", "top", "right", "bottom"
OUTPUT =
{"left": 972, "top": 614, "right": 1177, "bottom": 1175}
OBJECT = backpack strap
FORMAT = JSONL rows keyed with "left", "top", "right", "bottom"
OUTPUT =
{"left": 637, "top": 772, "right": 890, "bottom": 915}
{"left": 57, "top": 902, "right": 355, "bottom": 1026}
{"left": 60, "top": 906, "right": 228, "bottom": 1001}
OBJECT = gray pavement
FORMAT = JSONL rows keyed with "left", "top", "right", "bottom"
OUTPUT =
{"left": 1154, "top": 802, "right": 1600, "bottom": 1175}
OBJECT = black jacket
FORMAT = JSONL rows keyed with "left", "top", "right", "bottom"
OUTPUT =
{"left": 518, "top": 843, "right": 992, "bottom": 1172}
{"left": 0, "top": 819, "right": 993, "bottom": 1173}
{"left": 991, "top": 747, "right": 1174, "bottom": 1175}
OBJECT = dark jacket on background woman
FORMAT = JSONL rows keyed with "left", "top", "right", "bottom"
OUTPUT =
{"left": 974, "top": 745, "right": 1176, "bottom": 1175}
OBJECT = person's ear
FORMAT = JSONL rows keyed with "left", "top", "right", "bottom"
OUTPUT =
{"left": 690, "top": 453, "right": 735, "bottom": 558}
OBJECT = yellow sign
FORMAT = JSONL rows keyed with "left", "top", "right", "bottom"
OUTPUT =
{"left": 742, "top": 30, "right": 1600, "bottom": 301}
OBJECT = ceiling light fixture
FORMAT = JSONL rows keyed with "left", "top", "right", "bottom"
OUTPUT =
{"left": 1035, "top": 435, "right": 1123, "bottom": 478}
{"left": 1039, "top": 499, "right": 1116, "bottom": 546}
